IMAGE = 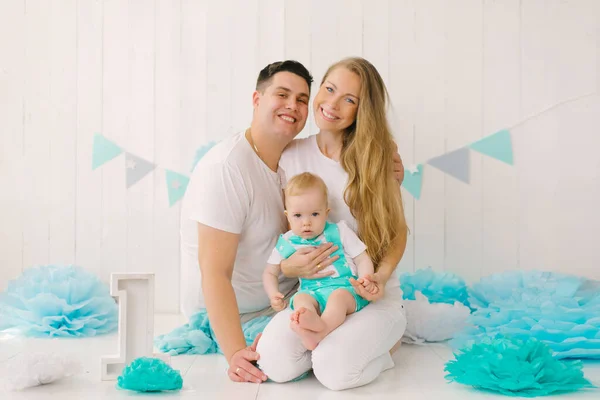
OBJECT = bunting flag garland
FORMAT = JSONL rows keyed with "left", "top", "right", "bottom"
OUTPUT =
{"left": 191, "top": 141, "right": 217, "bottom": 172}
{"left": 402, "top": 164, "right": 424, "bottom": 200}
{"left": 165, "top": 170, "right": 190, "bottom": 207}
{"left": 469, "top": 129, "right": 514, "bottom": 165}
{"left": 401, "top": 128, "right": 514, "bottom": 199}
{"left": 92, "top": 133, "right": 214, "bottom": 207}
{"left": 93, "top": 93, "right": 593, "bottom": 203}
{"left": 427, "top": 147, "right": 471, "bottom": 184}
{"left": 92, "top": 134, "right": 123, "bottom": 170}
{"left": 125, "top": 152, "right": 156, "bottom": 188}
{"left": 398, "top": 91, "right": 597, "bottom": 199}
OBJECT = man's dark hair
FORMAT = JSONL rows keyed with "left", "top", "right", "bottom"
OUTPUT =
{"left": 256, "top": 60, "right": 313, "bottom": 93}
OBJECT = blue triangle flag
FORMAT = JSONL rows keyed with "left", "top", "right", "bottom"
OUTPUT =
{"left": 402, "top": 165, "right": 423, "bottom": 200}
{"left": 125, "top": 152, "right": 156, "bottom": 188}
{"left": 469, "top": 129, "right": 513, "bottom": 165}
{"left": 191, "top": 141, "right": 217, "bottom": 172}
{"left": 427, "top": 147, "right": 470, "bottom": 183}
{"left": 165, "top": 170, "right": 190, "bottom": 207}
{"left": 92, "top": 134, "right": 123, "bottom": 169}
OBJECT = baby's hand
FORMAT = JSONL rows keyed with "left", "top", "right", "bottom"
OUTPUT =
{"left": 270, "top": 292, "right": 287, "bottom": 312}
{"left": 361, "top": 277, "right": 379, "bottom": 295}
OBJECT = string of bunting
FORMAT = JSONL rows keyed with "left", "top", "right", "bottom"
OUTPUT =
{"left": 401, "top": 129, "right": 513, "bottom": 200}
{"left": 91, "top": 134, "right": 216, "bottom": 207}
{"left": 90, "top": 92, "right": 596, "bottom": 205}
{"left": 401, "top": 92, "right": 597, "bottom": 200}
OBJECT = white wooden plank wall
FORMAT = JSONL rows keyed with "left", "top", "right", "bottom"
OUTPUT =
{"left": 1, "top": 0, "right": 598, "bottom": 312}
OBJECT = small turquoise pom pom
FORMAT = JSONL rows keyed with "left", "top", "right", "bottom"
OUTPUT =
{"left": 117, "top": 357, "right": 183, "bottom": 392}
{"left": 445, "top": 336, "right": 595, "bottom": 397}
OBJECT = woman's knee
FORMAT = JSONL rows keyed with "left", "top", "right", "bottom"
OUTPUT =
{"left": 311, "top": 293, "right": 407, "bottom": 390}
{"left": 311, "top": 349, "right": 358, "bottom": 391}
{"left": 256, "top": 309, "right": 311, "bottom": 382}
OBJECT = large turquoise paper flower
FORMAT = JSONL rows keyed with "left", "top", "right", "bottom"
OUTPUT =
{"left": 117, "top": 357, "right": 183, "bottom": 392}
{"left": 452, "top": 271, "right": 600, "bottom": 359}
{"left": 0, "top": 265, "right": 118, "bottom": 337}
{"left": 445, "top": 336, "right": 595, "bottom": 397}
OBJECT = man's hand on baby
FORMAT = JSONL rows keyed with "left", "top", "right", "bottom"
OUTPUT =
{"left": 270, "top": 292, "right": 287, "bottom": 311}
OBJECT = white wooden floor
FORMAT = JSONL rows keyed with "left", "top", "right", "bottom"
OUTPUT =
{"left": 1, "top": 314, "right": 598, "bottom": 399}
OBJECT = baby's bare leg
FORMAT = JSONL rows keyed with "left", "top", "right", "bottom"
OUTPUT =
{"left": 291, "top": 294, "right": 324, "bottom": 332}
{"left": 290, "top": 293, "right": 326, "bottom": 350}
{"left": 319, "top": 289, "right": 356, "bottom": 336}
{"left": 290, "top": 293, "right": 319, "bottom": 322}
{"left": 292, "top": 289, "right": 357, "bottom": 351}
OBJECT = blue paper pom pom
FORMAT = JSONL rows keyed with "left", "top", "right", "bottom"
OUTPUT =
{"left": 117, "top": 357, "right": 183, "bottom": 392}
{"left": 0, "top": 265, "right": 118, "bottom": 337}
{"left": 468, "top": 270, "right": 584, "bottom": 309}
{"left": 400, "top": 267, "right": 470, "bottom": 307}
{"left": 452, "top": 271, "right": 600, "bottom": 359}
{"left": 155, "top": 310, "right": 271, "bottom": 355}
{"left": 445, "top": 336, "right": 595, "bottom": 397}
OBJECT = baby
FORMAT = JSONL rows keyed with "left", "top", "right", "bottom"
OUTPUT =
{"left": 262, "top": 172, "right": 378, "bottom": 350}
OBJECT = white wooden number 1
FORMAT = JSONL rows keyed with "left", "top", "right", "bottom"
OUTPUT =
{"left": 100, "top": 273, "right": 170, "bottom": 380}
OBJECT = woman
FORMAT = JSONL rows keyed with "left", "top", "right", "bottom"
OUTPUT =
{"left": 257, "top": 57, "right": 408, "bottom": 390}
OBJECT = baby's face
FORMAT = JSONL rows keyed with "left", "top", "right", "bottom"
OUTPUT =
{"left": 285, "top": 188, "right": 329, "bottom": 239}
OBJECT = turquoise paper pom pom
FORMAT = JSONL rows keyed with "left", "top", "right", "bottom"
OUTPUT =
{"left": 155, "top": 311, "right": 271, "bottom": 355}
{"left": 0, "top": 265, "right": 118, "bottom": 337}
{"left": 400, "top": 267, "right": 470, "bottom": 307}
{"left": 445, "top": 336, "right": 595, "bottom": 397}
{"left": 117, "top": 357, "right": 183, "bottom": 392}
{"left": 468, "top": 270, "right": 584, "bottom": 309}
{"left": 453, "top": 271, "right": 600, "bottom": 359}
{"left": 155, "top": 311, "right": 217, "bottom": 355}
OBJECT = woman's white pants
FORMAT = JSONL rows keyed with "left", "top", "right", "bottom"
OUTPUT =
{"left": 257, "top": 286, "right": 406, "bottom": 391}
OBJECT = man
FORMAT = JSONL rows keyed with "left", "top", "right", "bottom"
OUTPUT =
{"left": 180, "top": 61, "right": 335, "bottom": 383}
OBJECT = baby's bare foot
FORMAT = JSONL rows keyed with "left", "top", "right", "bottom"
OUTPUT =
{"left": 297, "top": 308, "right": 325, "bottom": 332}
{"left": 290, "top": 322, "right": 322, "bottom": 351}
{"left": 290, "top": 307, "right": 308, "bottom": 324}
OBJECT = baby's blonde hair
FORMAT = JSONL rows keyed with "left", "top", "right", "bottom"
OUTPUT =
{"left": 284, "top": 172, "right": 328, "bottom": 205}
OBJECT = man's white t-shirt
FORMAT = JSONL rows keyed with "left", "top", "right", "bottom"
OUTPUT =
{"left": 179, "top": 132, "right": 297, "bottom": 317}
{"left": 279, "top": 134, "right": 400, "bottom": 289}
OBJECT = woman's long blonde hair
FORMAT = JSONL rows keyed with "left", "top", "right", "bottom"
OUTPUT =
{"left": 322, "top": 57, "right": 407, "bottom": 266}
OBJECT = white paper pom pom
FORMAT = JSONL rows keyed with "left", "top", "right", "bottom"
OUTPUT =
{"left": 0, "top": 353, "right": 82, "bottom": 391}
{"left": 403, "top": 291, "right": 471, "bottom": 344}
